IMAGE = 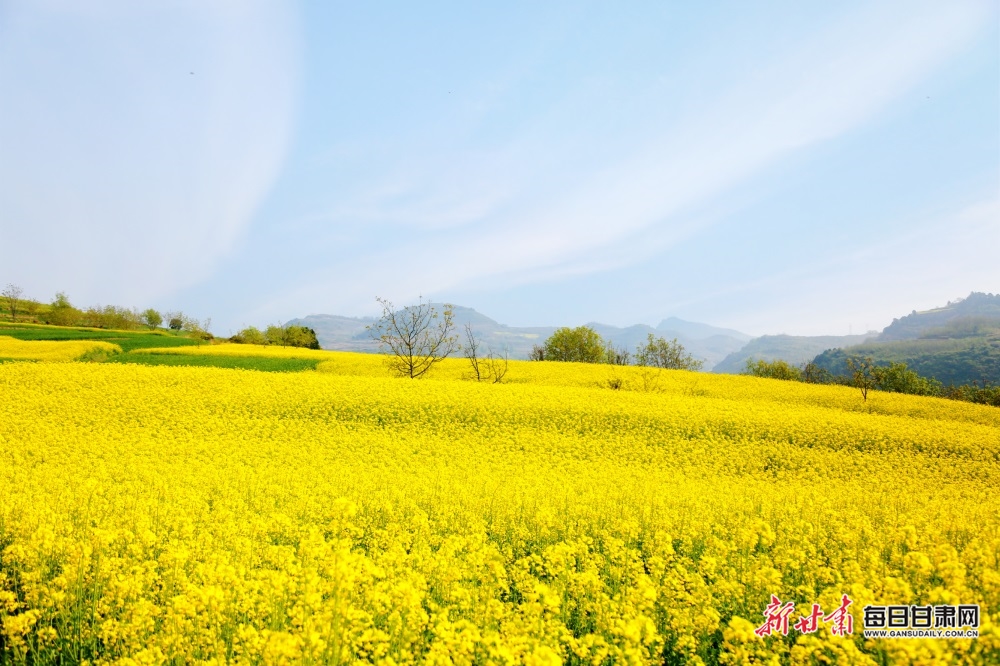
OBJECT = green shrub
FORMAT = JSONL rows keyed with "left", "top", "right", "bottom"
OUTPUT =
{"left": 744, "top": 358, "right": 802, "bottom": 381}
{"left": 635, "top": 334, "right": 703, "bottom": 371}
{"left": 543, "top": 326, "right": 606, "bottom": 363}
{"left": 872, "top": 362, "right": 942, "bottom": 396}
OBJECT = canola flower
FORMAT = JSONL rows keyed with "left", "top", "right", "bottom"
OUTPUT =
{"left": 0, "top": 336, "right": 121, "bottom": 362}
{"left": 141, "top": 343, "right": 337, "bottom": 361}
{"left": 143, "top": 342, "right": 1000, "bottom": 422}
{"left": 0, "top": 359, "right": 998, "bottom": 664}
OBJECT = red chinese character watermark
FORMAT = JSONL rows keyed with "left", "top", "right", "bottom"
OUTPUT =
{"left": 757, "top": 594, "right": 855, "bottom": 637}
{"left": 823, "top": 595, "right": 854, "bottom": 636}
{"left": 755, "top": 595, "right": 796, "bottom": 636}
{"left": 793, "top": 603, "right": 824, "bottom": 634}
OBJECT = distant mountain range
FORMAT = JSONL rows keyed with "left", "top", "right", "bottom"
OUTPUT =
{"left": 289, "top": 307, "right": 751, "bottom": 369}
{"left": 289, "top": 292, "right": 1000, "bottom": 381}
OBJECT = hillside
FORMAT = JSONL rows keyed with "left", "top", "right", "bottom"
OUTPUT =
{"left": 878, "top": 292, "right": 1000, "bottom": 341}
{"left": 712, "top": 333, "right": 876, "bottom": 375}
{"left": 811, "top": 335, "right": 1000, "bottom": 385}
{"left": 290, "top": 306, "right": 751, "bottom": 369}
{"left": 807, "top": 293, "right": 1000, "bottom": 385}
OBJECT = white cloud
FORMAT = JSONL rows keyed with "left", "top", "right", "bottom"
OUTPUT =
{"left": 0, "top": 1, "right": 300, "bottom": 306}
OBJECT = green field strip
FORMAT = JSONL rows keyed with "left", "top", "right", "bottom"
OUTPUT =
{"left": 107, "top": 353, "right": 321, "bottom": 373}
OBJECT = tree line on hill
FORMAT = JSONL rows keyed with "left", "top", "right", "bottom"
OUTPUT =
{"left": 1, "top": 283, "right": 319, "bottom": 350}
{"left": 744, "top": 357, "right": 1000, "bottom": 407}
{"left": 2, "top": 286, "right": 213, "bottom": 337}
{"left": 229, "top": 325, "right": 320, "bottom": 349}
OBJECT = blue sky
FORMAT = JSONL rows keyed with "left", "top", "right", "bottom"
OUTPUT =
{"left": 2, "top": 1, "right": 997, "bottom": 336}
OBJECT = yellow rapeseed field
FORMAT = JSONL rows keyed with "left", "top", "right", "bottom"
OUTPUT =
{"left": 0, "top": 336, "right": 121, "bottom": 362}
{"left": 0, "top": 355, "right": 998, "bottom": 665}
{"left": 141, "top": 343, "right": 336, "bottom": 361}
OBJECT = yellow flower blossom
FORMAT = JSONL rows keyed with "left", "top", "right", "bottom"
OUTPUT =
{"left": 0, "top": 335, "right": 120, "bottom": 361}
{"left": 0, "top": 358, "right": 996, "bottom": 663}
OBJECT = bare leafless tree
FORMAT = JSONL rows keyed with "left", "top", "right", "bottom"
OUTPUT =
{"left": 2, "top": 284, "right": 23, "bottom": 322}
{"left": 846, "top": 356, "right": 878, "bottom": 402}
{"left": 368, "top": 297, "right": 458, "bottom": 378}
{"left": 484, "top": 344, "right": 509, "bottom": 384}
{"left": 463, "top": 323, "right": 508, "bottom": 383}
{"left": 637, "top": 364, "right": 661, "bottom": 392}
{"left": 603, "top": 340, "right": 631, "bottom": 366}
{"left": 464, "top": 323, "right": 484, "bottom": 381}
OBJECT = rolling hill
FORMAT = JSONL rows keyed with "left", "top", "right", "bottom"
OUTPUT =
{"left": 878, "top": 292, "right": 1000, "bottom": 341}
{"left": 809, "top": 293, "right": 1000, "bottom": 385}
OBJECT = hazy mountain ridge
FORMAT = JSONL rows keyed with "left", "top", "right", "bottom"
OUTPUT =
{"left": 878, "top": 292, "right": 1000, "bottom": 341}
{"left": 712, "top": 333, "right": 878, "bottom": 375}
{"left": 656, "top": 317, "right": 751, "bottom": 342}
{"left": 710, "top": 293, "right": 1000, "bottom": 381}
{"left": 806, "top": 293, "right": 1000, "bottom": 385}
{"left": 289, "top": 306, "right": 749, "bottom": 369}
{"left": 291, "top": 293, "right": 1000, "bottom": 381}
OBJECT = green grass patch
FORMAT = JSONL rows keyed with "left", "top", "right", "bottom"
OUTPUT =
{"left": 108, "top": 336, "right": 203, "bottom": 353}
{"left": 0, "top": 326, "right": 200, "bottom": 352}
{"left": 108, "top": 353, "right": 321, "bottom": 373}
{"left": 0, "top": 357, "right": 38, "bottom": 364}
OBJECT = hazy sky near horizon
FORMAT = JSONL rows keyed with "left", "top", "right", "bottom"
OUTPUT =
{"left": 2, "top": 1, "right": 998, "bottom": 336}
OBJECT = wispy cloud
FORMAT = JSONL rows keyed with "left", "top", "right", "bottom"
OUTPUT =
{"left": 267, "top": 1, "right": 992, "bottom": 320}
